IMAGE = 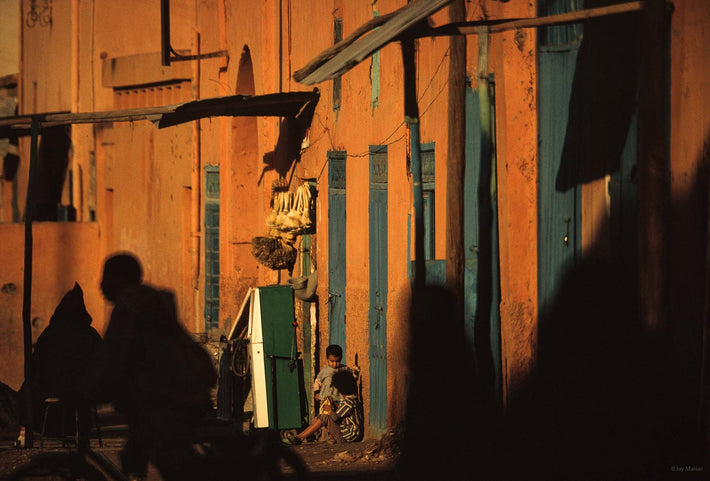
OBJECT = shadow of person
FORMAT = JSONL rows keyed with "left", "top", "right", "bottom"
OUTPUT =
{"left": 394, "top": 286, "right": 492, "bottom": 481}
{"left": 497, "top": 254, "right": 689, "bottom": 481}
{"left": 94, "top": 252, "right": 217, "bottom": 481}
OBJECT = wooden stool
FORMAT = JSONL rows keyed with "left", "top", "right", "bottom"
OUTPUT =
{"left": 39, "top": 397, "right": 103, "bottom": 448}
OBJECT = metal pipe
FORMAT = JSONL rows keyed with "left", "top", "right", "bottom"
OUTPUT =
{"left": 402, "top": 39, "right": 425, "bottom": 287}
{"left": 161, "top": 0, "right": 171, "bottom": 66}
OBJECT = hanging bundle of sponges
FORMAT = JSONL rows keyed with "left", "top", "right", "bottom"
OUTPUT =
{"left": 251, "top": 180, "right": 315, "bottom": 271}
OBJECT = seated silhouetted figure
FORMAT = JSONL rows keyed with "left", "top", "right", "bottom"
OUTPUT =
{"left": 94, "top": 252, "right": 216, "bottom": 481}
{"left": 20, "top": 282, "right": 102, "bottom": 443}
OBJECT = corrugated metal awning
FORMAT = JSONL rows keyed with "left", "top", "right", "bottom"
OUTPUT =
{"left": 294, "top": 0, "right": 452, "bottom": 85}
{"left": 0, "top": 90, "right": 320, "bottom": 138}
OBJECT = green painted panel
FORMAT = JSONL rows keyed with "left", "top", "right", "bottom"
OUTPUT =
{"left": 257, "top": 285, "right": 303, "bottom": 430}
{"left": 259, "top": 285, "right": 297, "bottom": 359}
{"left": 265, "top": 357, "right": 303, "bottom": 430}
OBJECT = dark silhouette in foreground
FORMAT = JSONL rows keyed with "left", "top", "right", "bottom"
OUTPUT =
{"left": 18, "top": 282, "right": 101, "bottom": 441}
{"left": 393, "top": 278, "right": 696, "bottom": 481}
{"left": 94, "top": 252, "right": 217, "bottom": 481}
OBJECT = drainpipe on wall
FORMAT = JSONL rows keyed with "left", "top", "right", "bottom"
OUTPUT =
{"left": 402, "top": 38, "right": 425, "bottom": 288}
{"left": 191, "top": 31, "right": 202, "bottom": 333}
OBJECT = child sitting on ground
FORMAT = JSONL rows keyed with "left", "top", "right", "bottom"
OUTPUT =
{"left": 313, "top": 344, "right": 357, "bottom": 413}
{"left": 296, "top": 370, "right": 362, "bottom": 444}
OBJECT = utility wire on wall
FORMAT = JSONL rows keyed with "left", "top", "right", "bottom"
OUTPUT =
{"left": 310, "top": 47, "right": 451, "bottom": 181}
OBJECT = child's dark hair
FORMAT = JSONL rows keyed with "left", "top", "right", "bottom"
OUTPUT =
{"left": 331, "top": 370, "right": 357, "bottom": 396}
{"left": 325, "top": 344, "right": 343, "bottom": 358}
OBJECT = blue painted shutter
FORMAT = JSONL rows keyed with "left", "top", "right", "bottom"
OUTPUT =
{"left": 369, "top": 145, "right": 388, "bottom": 436}
{"left": 421, "top": 142, "right": 435, "bottom": 261}
{"left": 204, "top": 166, "right": 220, "bottom": 331}
{"left": 328, "top": 151, "right": 347, "bottom": 356}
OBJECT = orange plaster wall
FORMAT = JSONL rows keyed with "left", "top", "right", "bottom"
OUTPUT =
{"left": 5, "top": 0, "right": 545, "bottom": 432}
{"left": 669, "top": 0, "right": 710, "bottom": 216}
{"left": 20, "top": 0, "right": 72, "bottom": 113}
{"left": 667, "top": 0, "right": 710, "bottom": 389}
{"left": 484, "top": 1, "right": 539, "bottom": 405}
{"left": 0, "top": 222, "right": 102, "bottom": 391}
{"left": 286, "top": 0, "right": 454, "bottom": 432}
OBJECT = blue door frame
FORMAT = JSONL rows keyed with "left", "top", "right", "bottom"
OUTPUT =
{"left": 328, "top": 151, "right": 347, "bottom": 356}
{"left": 369, "top": 145, "right": 388, "bottom": 437}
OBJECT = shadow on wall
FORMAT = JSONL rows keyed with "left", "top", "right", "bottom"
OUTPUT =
{"left": 259, "top": 95, "right": 318, "bottom": 185}
{"left": 555, "top": 2, "right": 640, "bottom": 191}
{"left": 396, "top": 233, "right": 704, "bottom": 479}
{"left": 393, "top": 286, "right": 492, "bottom": 481}
{"left": 502, "top": 255, "right": 684, "bottom": 480}
{"left": 395, "top": 77, "right": 708, "bottom": 481}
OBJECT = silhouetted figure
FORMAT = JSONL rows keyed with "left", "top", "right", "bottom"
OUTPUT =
{"left": 95, "top": 252, "right": 217, "bottom": 481}
{"left": 19, "top": 282, "right": 101, "bottom": 441}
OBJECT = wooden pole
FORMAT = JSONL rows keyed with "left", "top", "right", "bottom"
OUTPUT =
{"left": 21, "top": 117, "right": 40, "bottom": 448}
{"left": 446, "top": 0, "right": 466, "bottom": 309}
{"left": 426, "top": 1, "right": 644, "bottom": 37}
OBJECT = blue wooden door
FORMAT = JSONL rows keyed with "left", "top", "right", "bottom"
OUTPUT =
{"left": 328, "top": 151, "right": 347, "bottom": 355}
{"left": 204, "top": 166, "right": 220, "bottom": 331}
{"left": 369, "top": 146, "right": 388, "bottom": 436}
{"left": 538, "top": 11, "right": 583, "bottom": 321}
{"left": 464, "top": 88, "right": 482, "bottom": 348}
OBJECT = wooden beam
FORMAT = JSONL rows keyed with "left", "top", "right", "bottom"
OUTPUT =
{"left": 295, "top": 0, "right": 452, "bottom": 85}
{"left": 426, "top": 1, "right": 644, "bottom": 37}
{"left": 293, "top": 11, "right": 396, "bottom": 83}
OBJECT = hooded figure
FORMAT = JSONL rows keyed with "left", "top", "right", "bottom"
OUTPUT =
{"left": 32, "top": 282, "right": 102, "bottom": 401}
{"left": 18, "top": 282, "right": 102, "bottom": 438}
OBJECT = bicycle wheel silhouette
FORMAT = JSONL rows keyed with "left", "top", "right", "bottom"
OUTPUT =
{"left": 7, "top": 452, "right": 107, "bottom": 481}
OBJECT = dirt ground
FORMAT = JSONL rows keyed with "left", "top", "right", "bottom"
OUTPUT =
{"left": 0, "top": 431, "right": 396, "bottom": 480}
